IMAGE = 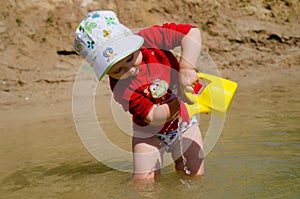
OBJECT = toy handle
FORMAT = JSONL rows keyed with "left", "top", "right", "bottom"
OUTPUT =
{"left": 193, "top": 82, "right": 203, "bottom": 94}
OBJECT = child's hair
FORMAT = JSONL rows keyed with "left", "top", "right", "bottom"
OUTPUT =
{"left": 73, "top": 10, "right": 144, "bottom": 80}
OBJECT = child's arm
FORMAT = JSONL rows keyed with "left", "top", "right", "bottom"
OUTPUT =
{"left": 144, "top": 97, "right": 179, "bottom": 125}
{"left": 143, "top": 27, "right": 201, "bottom": 125}
{"left": 179, "top": 28, "right": 202, "bottom": 93}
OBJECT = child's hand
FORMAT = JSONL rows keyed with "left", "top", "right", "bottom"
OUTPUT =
{"left": 179, "top": 67, "right": 199, "bottom": 103}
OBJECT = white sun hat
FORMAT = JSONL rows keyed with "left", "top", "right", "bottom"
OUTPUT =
{"left": 73, "top": 10, "right": 144, "bottom": 80}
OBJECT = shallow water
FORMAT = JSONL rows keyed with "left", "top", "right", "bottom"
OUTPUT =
{"left": 1, "top": 69, "right": 299, "bottom": 198}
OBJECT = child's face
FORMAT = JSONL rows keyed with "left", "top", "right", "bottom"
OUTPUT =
{"left": 107, "top": 50, "right": 142, "bottom": 80}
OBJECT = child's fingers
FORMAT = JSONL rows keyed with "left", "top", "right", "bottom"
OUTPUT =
{"left": 184, "top": 85, "right": 194, "bottom": 93}
{"left": 179, "top": 85, "right": 193, "bottom": 104}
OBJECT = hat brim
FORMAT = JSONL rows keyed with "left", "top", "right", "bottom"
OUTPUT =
{"left": 93, "top": 35, "right": 144, "bottom": 80}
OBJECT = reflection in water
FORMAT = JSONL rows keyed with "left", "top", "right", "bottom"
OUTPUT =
{"left": 0, "top": 163, "right": 113, "bottom": 194}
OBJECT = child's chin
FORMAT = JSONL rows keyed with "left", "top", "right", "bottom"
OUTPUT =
{"left": 129, "top": 66, "right": 140, "bottom": 76}
{"left": 131, "top": 66, "right": 140, "bottom": 75}
{"left": 121, "top": 66, "right": 140, "bottom": 79}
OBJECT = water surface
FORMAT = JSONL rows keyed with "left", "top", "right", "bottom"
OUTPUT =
{"left": 1, "top": 69, "right": 299, "bottom": 198}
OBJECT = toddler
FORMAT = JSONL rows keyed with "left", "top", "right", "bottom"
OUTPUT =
{"left": 74, "top": 10, "right": 204, "bottom": 181}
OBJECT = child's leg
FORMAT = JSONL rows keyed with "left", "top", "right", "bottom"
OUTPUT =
{"left": 171, "top": 124, "right": 204, "bottom": 175}
{"left": 132, "top": 132, "right": 165, "bottom": 181}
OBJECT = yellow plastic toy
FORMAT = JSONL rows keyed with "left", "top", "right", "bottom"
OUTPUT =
{"left": 184, "top": 73, "right": 238, "bottom": 117}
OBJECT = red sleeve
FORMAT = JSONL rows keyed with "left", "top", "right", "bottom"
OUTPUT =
{"left": 128, "top": 88, "right": 154, "bottom": 122}
{"left": 110, "top": 78, "right": 154, "bottom": 124}
{"left": 138, "top": 23, "right": 196, "bottom": 50}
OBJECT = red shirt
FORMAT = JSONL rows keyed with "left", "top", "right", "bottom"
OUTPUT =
{"left": 110, "top": 23, "right": 195, "bottom": 133}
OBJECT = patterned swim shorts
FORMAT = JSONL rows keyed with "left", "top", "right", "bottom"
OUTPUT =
{"left": 155, "top": 117, "right": 198, "bottom": 152}
{"left": 155, "top": 129, "right": 179, "bottom": 152}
